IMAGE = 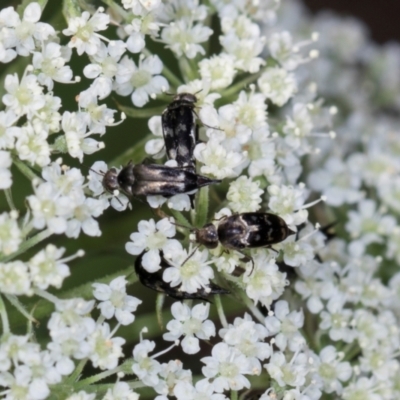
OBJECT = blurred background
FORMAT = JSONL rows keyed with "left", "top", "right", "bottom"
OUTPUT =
{"left": 303, "top": 0, "right": 400, "bottom": 44}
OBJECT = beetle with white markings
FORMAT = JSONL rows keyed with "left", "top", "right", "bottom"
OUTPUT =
{"left": 161, "top": 92, "right": 198, "bottom": 171}
{"left": 102, "top": 161, "right": 220, "bottom": 199}
{"left": 195, "top": 212, "right": 295, "bottom": 251}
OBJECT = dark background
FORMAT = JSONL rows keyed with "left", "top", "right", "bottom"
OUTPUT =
{"left": 303, "top": 0, "right": 400, "bottom": 44}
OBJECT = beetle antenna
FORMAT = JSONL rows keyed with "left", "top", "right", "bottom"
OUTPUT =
{"left": 181, "top": 245, "right": 200, "bottom": 266}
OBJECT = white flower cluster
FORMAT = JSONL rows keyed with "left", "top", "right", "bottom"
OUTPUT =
{"left": 1, "top": 0, "right": 400, "bottom": 399}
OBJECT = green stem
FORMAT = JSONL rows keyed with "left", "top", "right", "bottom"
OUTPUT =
{"left": 5, "top": 294, "right": 38, "bottom": 325}
{"left": 162, "top": 64, "right": 183, "bottom": 89}
{"left": 62, "top": 0, "right": 82, "bottom": 19}
{"left": 75, "top": 365, "right": 122, "bottom": 387}
{"left": 214, "top": 294, "right": 228, "bottom": 328}
{"left": 194, "top": 186, "right": 209, "bottom": 228}
{"left": 68, "top": 359, "right": 89, "bottom": 384}
{"left": 34, "top": 288, "right": 60, "bottom": 304}
{"left": 101, "top": 0, "right": 129, "bottom": 20}
{"left": 142, "top": 49, "right": 182, "bottom": 88}
{"left": 178, "top": 57, "right": 197, "bottom": 82}
{"left": 12, "top": 156, "right": 40, "bottom": 182}
{"left": 117, "top": 105, "right": 165, "bottom": 119}
{"left": 231, "top": 390, "right": 238, "bottom": 400}
{"left": 4, "top": 189, "right": 16, "bottom": 212}
{"left": 169, "top": 209, "right": 192, "bottom": 229}
{"left": 127, "top": 381, "right": 147, "bottom": 390}
{"left": 218, "top": 68, "right": 266, "bottom": 101}
{"left": 0, "top": 295, "right": 10, "bottom": 334}
{"left": 0, "top": 229, "right": 52, "bottom": 263}
{"left": 110, "top": 134, "right": 152, "bottom": 167}
{"left": 156, "top": 293, "right": 165, "bottom": 330}
{"left": 240, "top": 291, "right": 265, "bottom": 324}
{"left": 343, "top": 343, "right": 361, "bottom": 362}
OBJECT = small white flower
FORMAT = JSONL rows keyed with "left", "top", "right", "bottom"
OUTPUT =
{"left": 125, "top": 217, "right": 181, "bottom": 272}
{"left": 132, "top": 340, "right": 161, "bottom": 386}
{"left": 87, "top": 323, "right": 125, "bottom": 370}
{"left": 115, "top": 54, "right": 169, "bottom": 107}
{"left": 212, "top": 249, "right": 244, "bottom": 274}
{"left": 31, "top": 93, "right": 62, "bottom": 135}
{"left": 161, "top": 20, "right": 212, "bottom": 59}
{"left": 233, "top": 89, "right": 269, "bottom": 135}
{"left": 227, "top": 176, "right": 263, "bottom": 213}
{"left": 103, "top": 382, "right": 139, "bottom": 400}
{"left": 219, "top": 313, "right": 270, "bottom": 375}
{"left": 268, "top": 31, "right": 310, "bottom": 71}
{"left": 66, "top": 192, "right": 107, "bottom": 238}
{"left": 32, "top": 42, "right": 73, "bottom": 90}
{"left": 83, "top": 41, "right": 126, "bottom": 99}
{"left": 0, "top": 365, "right": 50, "bottom": 400}
{"left": 201, "top": 342, "right": 251, "bottom": 392}
{"left": 41, "top": 162, "right": 84, "bottom": 197}
{"left": 66, "top": 391, "right": 95, "bottom": 400}
{"left": 267, "top": 184, "right": 309, "bottom": 226}
{"left": 163, "top": 302, "right": 215, "bottom": 354}
{"left": 194, "top": 138, "right": 247, "bottom": 179}
{"left": 27, "top": 182, "right": 73, "bottom": 234}
{"left": 0, "top": 110, "right": 19, "bottom": 149}
{"left": 78, "top": 89, "right": 117, "bottom": 134}
{"left": 319, "top": 295, "right": 356, "bottom": 343}
{"left": 0, "top": 150, "right": 12, "bottom": 189}
{"left": 174, "top": 379, "right": 228, "bottom": 400}
{"left": 93, "top": 276, "right": 142, "bottom": 325}
{"left": 28, "top": 244, "right": 71, "bottom": 290}
{"left": 283, "top": 103, "right": 313, "bottom": 150}
{"left": 15, "top": 123, "right": 51, "bottom": 167}
{"left": 48, "top": 302, "right": 95, "bottom": 360}
{"left": 220, "top": 32, "right": 265, "bottom": 73}
{"left": 3, "top": 73, "right": 45, "bottom": 118}
{"left": 10, "top": 3, "right": 55, "bottom": 56}
{"left": 264, "top": 301, "right": 305, "bottom": 352}
{"left": 144, "top": 115, "right": 165, "bottom": 159}
{"left": 246, "top": 131, "right": 276, "bottom": 179}
{"left": 124, "top": 14, "right": 160, "bottom": 53}
{"left": 316, "top": 345, "right": 352, "bottom": 394}
{"left": 345, "top": 199, "right": 395, "bottom": 245}
{"left": 243, "top": 250, "right": 288, "bottom": 308}
{"left": 0, "top": 40, "right": 16, "bottom": 64}
{"left": 0, "top": 211, "right": 22, "bottom": 255}
{"left": 342, "top": 377, "right": 380, "bottom": 400}
{"left": 154, "top": 359, "right": 192, "bottom": 396}
{"left": 163, "top": 246, "right": 214, "bottom": 294}
{"left": 265, "top": 351, "right": 308, "bottom": 388}
{"left": 158, "top": 0, "right": 207, "bottom": 23}
{"left": 307, "top": 157, "right": 363, "bottom": 207}
{"left": 0, "top": 261, "right": 32, "bottom": 295}
{"left": 279, "top": 236, "right": 314, "bottom": 267}
{"left": 199, "top": 54, "right": 237, "bottom": 90}
{"left": 62, "top": 111, "right": 104, "bottom": 162}
{"left": 258, "top": 67, "right": 297, "bottom": 106}
{"left": 122, "top": 0, "right": 161, "bottom": 15}
{"left": 63, "top": 9, "right": 110, "bottom": 56}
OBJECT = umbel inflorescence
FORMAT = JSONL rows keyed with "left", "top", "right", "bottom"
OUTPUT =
{"left": 0, "top": 0, "right": 399, "bottom": 399}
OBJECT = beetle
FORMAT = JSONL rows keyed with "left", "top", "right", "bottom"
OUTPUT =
{"left": 172, "top": 213, "right": 295, "bottom": 274}
{"left": 195, "top": 212, "right": 295, "bottom": 251}
{"left": 102, "top": 162, "right": 220, "bottom": 199}
{"left": 135, "top": 251, "right": 230, "bottom": 301}
{"left": 162, "top": 92, "right": 198, "bottom": 171}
